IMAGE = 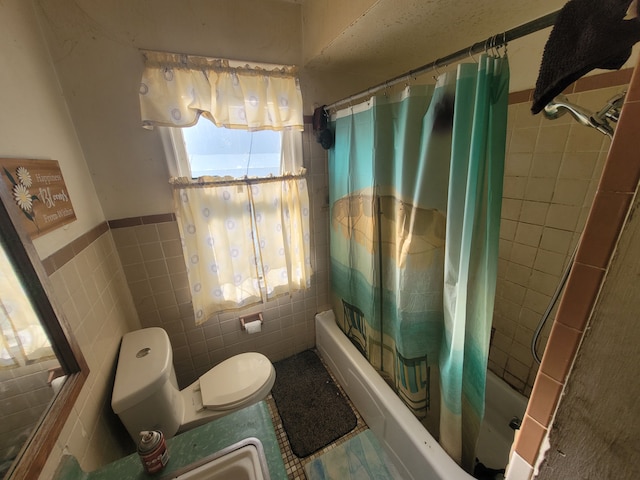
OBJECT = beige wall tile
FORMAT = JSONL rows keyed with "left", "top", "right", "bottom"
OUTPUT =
{"left": 535, "top": 125, "right": 570, "bottom": 153}
{"left": 44, "top": 231, "right": 139, "bottom": 473}
{"left": 493, "top": 81, "right": 625, "bottom": 396}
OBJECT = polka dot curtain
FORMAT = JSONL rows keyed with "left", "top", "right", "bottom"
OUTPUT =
{"left": 140, "top": 51, "right": 310, "bottom": 323}
{"left": 139, "top": 50, "right": 304, "bottom": 131}
{"left": 174, "top": 178, "right": 312, "bottom": 323}
{"left": 0, "top": 238, "right": 54, "bottom": 367}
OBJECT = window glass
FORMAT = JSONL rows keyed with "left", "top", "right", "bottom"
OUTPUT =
{"left": 182, "top": 120, "right": 282, "bottom": 178}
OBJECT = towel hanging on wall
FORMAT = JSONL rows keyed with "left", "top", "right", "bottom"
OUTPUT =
{"left": 531, "top": 0, "right": 640, "bottom": 114}
{"left": 313, "top": 105, "right": 334, "bottom": 150}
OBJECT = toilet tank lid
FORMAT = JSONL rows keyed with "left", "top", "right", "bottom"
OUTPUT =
{"left": 111, "top": 327, "right": 173, "bottom": 414}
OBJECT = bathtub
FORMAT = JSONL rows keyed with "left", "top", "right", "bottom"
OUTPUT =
{"left": 315, "top": 310, "right": 527, "bottom": 480}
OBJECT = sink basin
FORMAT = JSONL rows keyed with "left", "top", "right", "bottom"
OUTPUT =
{"left": 162, "top": 437, "right": 271, "bottom": 480}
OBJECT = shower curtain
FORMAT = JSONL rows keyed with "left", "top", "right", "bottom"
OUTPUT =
{"left": 328, "top": 55, "right": 509, "bottom": 470}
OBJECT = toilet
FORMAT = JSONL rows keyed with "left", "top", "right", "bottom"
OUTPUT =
{"left": 111, "top": 327, "right": 276, "bottom": 441}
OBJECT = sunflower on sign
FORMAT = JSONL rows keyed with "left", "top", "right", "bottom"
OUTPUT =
{"left": 3, "top": 166, "right": 39, "bottom": 230}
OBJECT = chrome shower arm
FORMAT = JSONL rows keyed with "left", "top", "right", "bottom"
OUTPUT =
{"left": 543, "top": 94, "right": 614, "bottom": 138}
{"left": 595, "top": 91, "right": 626, "bottom": 123}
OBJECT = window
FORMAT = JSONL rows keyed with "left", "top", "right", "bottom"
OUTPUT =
{"left": 165, "top": 122, "right": 311, "bottom": 323}
{"left": 166, "top": 121, "right": 303, "bottom": 180}
{"left": 140, "top": 51, "right": 311, "bottom": 324}
{"left": 183, "top": 121, "right": 282, "bottom": 178}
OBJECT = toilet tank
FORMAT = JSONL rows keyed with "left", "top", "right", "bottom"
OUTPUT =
{"left": 111, "top": 327, "right": 184, "bottom": 440}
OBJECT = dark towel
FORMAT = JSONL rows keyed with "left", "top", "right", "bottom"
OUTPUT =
{"left": 312, "top": 105, "right": 334, "bottom": 150}
{"left": 473, "top": 460, "right": 505, "bottom": 480}
{"left": 531, "top": 0, "right": 640, "bottom": 114}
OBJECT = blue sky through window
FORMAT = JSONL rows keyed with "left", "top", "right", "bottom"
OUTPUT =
{"left": 182, "top": 119, "right": 282, "bottom": 178}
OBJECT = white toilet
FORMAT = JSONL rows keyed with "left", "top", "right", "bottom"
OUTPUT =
{"left": 111, "top": 327, "right": 276, "bottom": 441}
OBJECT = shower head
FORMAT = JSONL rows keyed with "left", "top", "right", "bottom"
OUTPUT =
{"left": 543, "top": 95, "right": 614, "bottom": 138}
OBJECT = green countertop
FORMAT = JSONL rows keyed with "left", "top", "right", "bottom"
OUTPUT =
{"left": 54, "top": 401, "right": 287, "bottom": 480}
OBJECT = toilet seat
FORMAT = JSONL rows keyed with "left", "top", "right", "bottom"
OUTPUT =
{"left": 199, "top": 352, "right": 275, "bottom": 410}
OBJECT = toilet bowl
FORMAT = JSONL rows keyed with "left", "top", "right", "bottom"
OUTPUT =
{"left": 111, "top": 327, "right": 276, "bottom": 441}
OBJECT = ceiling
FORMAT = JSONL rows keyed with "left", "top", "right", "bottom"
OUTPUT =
{"left": 37, "top": 0, "right": 634, "bottom": 220}
{"left": 292, "top": 0, "right": 568, "bottom": 104}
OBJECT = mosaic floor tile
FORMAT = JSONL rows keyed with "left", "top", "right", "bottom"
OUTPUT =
{"left": 266, "top": 350, "right": 368, "bottom": 480}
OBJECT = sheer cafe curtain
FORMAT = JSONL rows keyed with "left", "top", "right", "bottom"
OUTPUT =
{"left": 0, "top": 240, "right": 53, "bottom": 368}
{"left": 139, "top": 51, "right": 311, "bottom": 324}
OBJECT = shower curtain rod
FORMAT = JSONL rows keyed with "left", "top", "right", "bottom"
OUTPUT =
{"left": 326, "top": 10, "right": 559, "bottom": 111}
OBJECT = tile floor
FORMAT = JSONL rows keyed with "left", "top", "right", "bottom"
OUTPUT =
{"left": 265, "top": 351, "right": 369, "bottom": 480}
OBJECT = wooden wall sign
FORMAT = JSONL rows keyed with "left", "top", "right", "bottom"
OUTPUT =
{"left": 0, "top": 159, "right": 76, "bottom": 239}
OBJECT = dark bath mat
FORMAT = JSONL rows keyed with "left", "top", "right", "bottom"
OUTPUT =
{"left": 271, "top": 349, "right": 357, "bottom": 458}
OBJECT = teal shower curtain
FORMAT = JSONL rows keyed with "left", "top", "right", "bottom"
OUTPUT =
{"left": 328, "top": 55, "right": 509, "bottom": 470}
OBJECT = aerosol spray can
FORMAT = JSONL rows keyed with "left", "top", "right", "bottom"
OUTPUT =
{"left": 138, "top": 430, "right": 169, "bottom": 474}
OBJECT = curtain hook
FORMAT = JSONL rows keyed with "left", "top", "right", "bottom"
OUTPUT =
{"left": 468, "top": 46, "right": 478, "bottom": 64}
{"left": 484, "top": 37, "right": 490, "bottom": 54}
{"left": 432, "top": 61, "right": 443, "bottom": 81}
{"left": 501, "top": 32, "right": 508, "bottom": 58}
{"left": 495, "top": 34, "right": 503, "bottom": 57}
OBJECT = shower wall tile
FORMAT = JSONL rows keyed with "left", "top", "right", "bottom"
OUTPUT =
{"left": 530, "top": 152, "right": 562, "bottom": 178}
{"left": 599, "top": 101, "right": 640, "bottom": 193}
{"left": 625, "top": 68, "right": 640, "bottom": 102}
{"left": 524, "top": 179, "right": 554, "bottom": 203}
{"left": 551, "top": 179, "right": 589, "bottom": 206}
{"left": 535, "top": 125, "right": 570, "bottom": 153}
{"left": 539, "top": 227, "right": 572, "bottom": 254}
{"left": 575, "top": 191, "right": 633, "bottom": 269}
{"left": 513, "top": 416, "right": 547, "bottom": 466}
{"left": 527, "top": 372, "right": 563, "bottom": 427}
{"left": 509, "top": 128, "right": 538, "bottom": 153}
{"left": 559, "top": 151, "right": 599, "bottom": 179}
{"left": 538, "top": 322, "right": 582, "bottom": 384}
{"left": 505, "top": 153, "right": 533, "bottom": 176}
{"left": 574, "top": 69, "right": 633, "bottom": 93}
{"left": 566, "top": 127, "right": 607, "bottom": 157}
{"left": 492, "top": 75, "right": 630, "bottom": 398}
{"left": 554, "top": 264, "right": 604, "bottom": 332}
{"left": 519, "top": 200, "right": 549, "bottom": 224}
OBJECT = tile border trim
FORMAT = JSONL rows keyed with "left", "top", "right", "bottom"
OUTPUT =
{"left": 508, "top": 68, "right": 633, "bottom": 105}
{"left": 43, "top": 214, "right": 178, "bottom": 275}
{"left": 42, "top": 221, "right": 109, "bottom": 275}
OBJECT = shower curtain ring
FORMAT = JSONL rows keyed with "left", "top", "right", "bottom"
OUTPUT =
{"left": 468, "top": 46, "right": 478, "bottom": 63}
{"left": 432, "top": 61, "right": 442, "bottom": 81}
{"left": 489, "top": 35, "right": 497, "bottom": 57}
{"left": 501, "top": 32, "right": 508, "bottom": 57}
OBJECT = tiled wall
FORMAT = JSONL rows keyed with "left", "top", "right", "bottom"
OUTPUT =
{"left": 110, "top": 126, "right": 331, "bottom": 388}
{"left": 0, "top": 357, "right": 58, "bottom": 473}
{"left": 505, "top": 61, "right": 640, "bottom": 479}
{"left": 489, "top": 72, "right": 631, "bottom": 396}
{"left": 38, "top": 227, "right": 141, "bottom": 477}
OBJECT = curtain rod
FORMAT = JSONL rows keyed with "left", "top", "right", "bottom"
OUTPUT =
{"left": 326, "top": 10, "right": 559, "bottom": 111}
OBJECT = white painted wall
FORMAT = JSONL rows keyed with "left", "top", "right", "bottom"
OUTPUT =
{"left": 0, "top": 0, "right": 105, "bottom": 259}
{"left": 34, "top": 0, "right": 303, "bottom": 221}
{"left": 31, "top": 0, "right": 640, "bottom": 223}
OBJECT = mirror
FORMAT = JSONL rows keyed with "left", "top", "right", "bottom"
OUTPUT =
{"left": 0, "top": 179, "right": 88, "bottom": 479}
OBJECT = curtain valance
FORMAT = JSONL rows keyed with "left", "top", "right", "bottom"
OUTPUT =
{"left": 139, "top": 50, "right": 304, "bottom": 131}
